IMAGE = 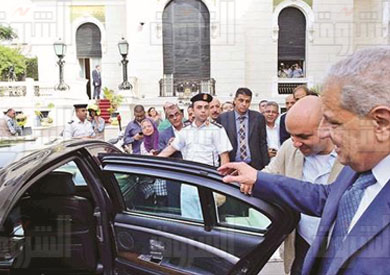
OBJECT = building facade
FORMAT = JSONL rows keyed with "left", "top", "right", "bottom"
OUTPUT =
{"left": 1, "top": 0, "right": 389, "bottom": 123}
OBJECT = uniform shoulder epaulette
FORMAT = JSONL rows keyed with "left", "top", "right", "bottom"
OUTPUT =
{"left": 68, "top": 120, "right": 74, "bottom": 124}
{"left": 183, "top": 121, "right": 191, "bottom": 127}
{"left": 210, "top": 120, "right": 223, "bottom": 128}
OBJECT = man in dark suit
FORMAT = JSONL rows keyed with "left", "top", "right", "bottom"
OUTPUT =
{"left": 92, "top": 65, "right": 102, "bottom": 99}
{"left": 220, "top": 47, "right": 390, "bottom": 275}
{"left": 217, "top": 88, "right": 269, "bottom": 170}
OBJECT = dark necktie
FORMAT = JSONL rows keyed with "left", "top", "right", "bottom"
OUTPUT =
{"left": 238, "top": 116, "right": 248, "bottom": 160}
{"left": 320, "top": 171, "right": 376, "bottom": 273}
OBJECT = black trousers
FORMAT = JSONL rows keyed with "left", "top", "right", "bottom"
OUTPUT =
{"left": 291, "top": 233, "right": 310, "bottom": 275}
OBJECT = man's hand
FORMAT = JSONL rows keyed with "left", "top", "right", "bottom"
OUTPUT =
{"left": 268, "top": 148, "right": 277, "bottom": 158}
{"left": 133, "top": 133, "right": 143, "bottom": 141}
{"left": 218, "top": 162, "right": 257, "bottom": 195}
{"left": 168, "top": 137, "right": 175, "bottom": 145}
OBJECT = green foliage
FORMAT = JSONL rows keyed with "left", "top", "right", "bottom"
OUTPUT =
{"left": 25, "top": 57, "right": 38, "bottom": 80}
{"left": 0, "top": 46, "right": 26, "bottom": 81}
{"left": 0, "top": 26, "right": 17, "bottom": 41}
{"left": 103, "top": 87, "right": 124, "bottom": 114}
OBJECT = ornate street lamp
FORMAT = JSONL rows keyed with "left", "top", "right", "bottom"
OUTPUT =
{"left": 118, "top": 37, "right": 133, "bottom": 90}
{"left": 53, "top": 38, "right": 69, "bottom": 91}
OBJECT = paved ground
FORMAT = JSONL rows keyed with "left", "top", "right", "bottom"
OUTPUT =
{"left": 260, "top": 260, "right": 284, "bottom": 275}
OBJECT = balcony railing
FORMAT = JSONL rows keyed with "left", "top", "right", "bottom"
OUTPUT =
{"left": 278, "top": 78, "right": 307, "bottom": 95}
{"left": 159, "top": 75, "right": 216, "bottom": 98}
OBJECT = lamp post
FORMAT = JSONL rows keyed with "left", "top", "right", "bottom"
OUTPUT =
{"left": 53, "top": 38, "right": 69, "bottom": 91}
{"left": 118, "top": 37, "right": 132, "bottom": 90}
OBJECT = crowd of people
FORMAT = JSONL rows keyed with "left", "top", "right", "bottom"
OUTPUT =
{"left": 278, "top": 62, "right": 305, "bottom": 78}
{"left": 2, "top": 46, "right": 390, "bottom": 275}
{"left": 118, "top": 47, "right": 390, "bottom": 275}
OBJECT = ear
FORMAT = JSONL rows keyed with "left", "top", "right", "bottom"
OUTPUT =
{"left": 370, "top": 106, "right": 390, "bottom": 142}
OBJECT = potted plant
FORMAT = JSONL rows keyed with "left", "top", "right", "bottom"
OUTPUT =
{"left": 103, "top": 87, "right": 123, "bottom": 125}
{"left": 34, "top": 102, "right": 54, "bottom": 126}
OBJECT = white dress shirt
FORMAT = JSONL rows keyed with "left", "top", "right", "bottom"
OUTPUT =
{"left": 298, "top": 151, "right": 337, "bottom": 244}
{"left": 266, "top": 123, "right": 280, "bottom": 150}
{"left": 327, "top": 154, "right": 390, "bottom": 246}
{"left": 348, "top": 154, "right": 390, "bottom": 232}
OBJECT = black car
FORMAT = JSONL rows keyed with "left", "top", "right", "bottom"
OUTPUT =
{"left": 0, "top": 140, "right": 298, "bottom": 275}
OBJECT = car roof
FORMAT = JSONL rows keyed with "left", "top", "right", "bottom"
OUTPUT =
{"left": 0, "top": 137, "right": 64, "bottom": 168}
{"left": 0, "top": 139, "right": 118, "bottom": 226}
{"left": 0, "top": 139, "right": 115, "bottom": 187}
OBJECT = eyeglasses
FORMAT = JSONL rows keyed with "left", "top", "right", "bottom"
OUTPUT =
{"left": 168, "top": 112, "right": 181, "bottom": 119}
{"left": 265, "top": 110, "right": 278, "bottom": 114}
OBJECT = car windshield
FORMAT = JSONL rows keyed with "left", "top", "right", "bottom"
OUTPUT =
{"left": 0, "top": 137, "right": 63, "bottom": 169}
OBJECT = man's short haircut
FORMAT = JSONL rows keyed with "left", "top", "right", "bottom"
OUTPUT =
{"left": 5, "top": 108, "right": 14, "bottom": 114}
{"left": 293, "top": 85, "right": 310, "bottom": 96}
{"left": 222, "top": 101, "right": 233, "bottom": 107}
{"left": 265, "top": 101, "right": 279, "bottom": 111}
{"left": 164, "top": 104, "right": 181, "bottom": 117}
{"left": 259, "top": 99, "right": 268, "bottom": 106}
{"left": 187, "top": 104, "right": 193, "bottom": 110}
{"left": 134, "top": 105, "right": 145, "bottom": 112}
{"left": 235, "top": 87, "right": 252, "bottom": 98}
{"left": 324, "top": 47, "right": 390, "bottom": 116}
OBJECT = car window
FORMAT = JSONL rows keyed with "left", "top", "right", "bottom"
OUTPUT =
{"left": 54, "top": 161, "right": 87, "bottom": 186}
{"left": 213, "top": 191, "right": 271, "bottom": 232}
{"left": 114, "top": 172, "right": 203, "bottom": 222}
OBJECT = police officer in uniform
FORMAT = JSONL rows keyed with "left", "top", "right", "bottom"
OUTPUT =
{"left": 63, "top": 104, "right": 95, "bottom": 139}
{"left": 159, "top": 93, "right": 232, "bottom": 219}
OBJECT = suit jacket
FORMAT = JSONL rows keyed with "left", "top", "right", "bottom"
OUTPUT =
{"left": 92, "top": 69, "right": 101, "bottom": 87}
{"left": 159, "top": 126, "right": 183, "bottom": 159}
{"left": 279, "top": 113, "right": 290, "bottom": 145}
{"left": 217, "top": 110, "right": 269, "bottom": 170}
{"left": 254, "top": 166, "right": 390, "bottom": 275}
{"left": 262, "top": 139, "right": 344, "bottom": 273}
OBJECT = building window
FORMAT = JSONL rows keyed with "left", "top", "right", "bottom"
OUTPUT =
{"left": 277, "top": 7, "right": 306, "bottom": 79}
{"left": 162, "top": 0, "right": 211, "bottom": 95}
{"left": 76, "top": 23, "right": 102, "bottom": 58}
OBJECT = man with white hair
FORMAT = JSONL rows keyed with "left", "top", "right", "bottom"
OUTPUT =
{"left": 219, "top": 47, "right": 390, "bottom": 274}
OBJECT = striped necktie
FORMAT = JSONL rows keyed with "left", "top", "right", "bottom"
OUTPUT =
{"left": 320, "top": 171, "right": 377, "bottom": 273}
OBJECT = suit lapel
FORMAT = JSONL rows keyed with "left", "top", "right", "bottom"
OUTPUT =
{"left": 169, "top": 126, "right": 175, "bottom": 138}
{"left": 228, "top": 111, "right": 237, "bottom": 147}
{"left": 248, "top": 110, "right": 256, "bottom": 140}
{"left": 302, "top": 167, "right": 357, "bottom": 274}
{"left": 328, "top": 179, "right": 390, "bottom": 274}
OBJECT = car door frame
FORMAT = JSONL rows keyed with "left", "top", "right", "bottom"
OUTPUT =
{"left": 0, "top": 147, "right": 116, "bottom": 274}
{"left": 100, "top": 154, "right": 299, "bottom": 275}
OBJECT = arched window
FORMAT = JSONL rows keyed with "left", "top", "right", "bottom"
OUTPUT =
{"left": 76, "top": 23, "right": 102, "bottom": 58}
{"left": 162, "top": 0, "right": 210, "bottom": 82}
{"left": 277, "top": 7, "right": 306, "bottom": 79}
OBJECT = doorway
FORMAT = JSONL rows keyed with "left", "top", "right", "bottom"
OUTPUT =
{"left": 76, "top": 22, "right": 102, "bottom": 99}
{"left": 84, "top": 58, "right": 91, "bottom": 99}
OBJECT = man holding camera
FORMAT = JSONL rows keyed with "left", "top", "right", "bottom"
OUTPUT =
{"left": 124, "top": 105, "right": 146, "bottom": 154}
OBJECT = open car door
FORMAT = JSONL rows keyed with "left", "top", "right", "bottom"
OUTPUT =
{"left": 100, "top": 154, "right": 299, "bottom": 275}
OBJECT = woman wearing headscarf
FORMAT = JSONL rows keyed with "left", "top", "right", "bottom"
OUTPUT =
{"left": 138, "top": 118, "right": 168, "bottom": 207}
{"left": 140, "top": 118, "right": 159, "bottom": 155}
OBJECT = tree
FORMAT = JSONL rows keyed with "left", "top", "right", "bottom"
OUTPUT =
{"left": 0, "top": 25, "right": 17, "bottom": 41}
{"left": 0, "top": 46, "right": 26, "bottom": 81}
